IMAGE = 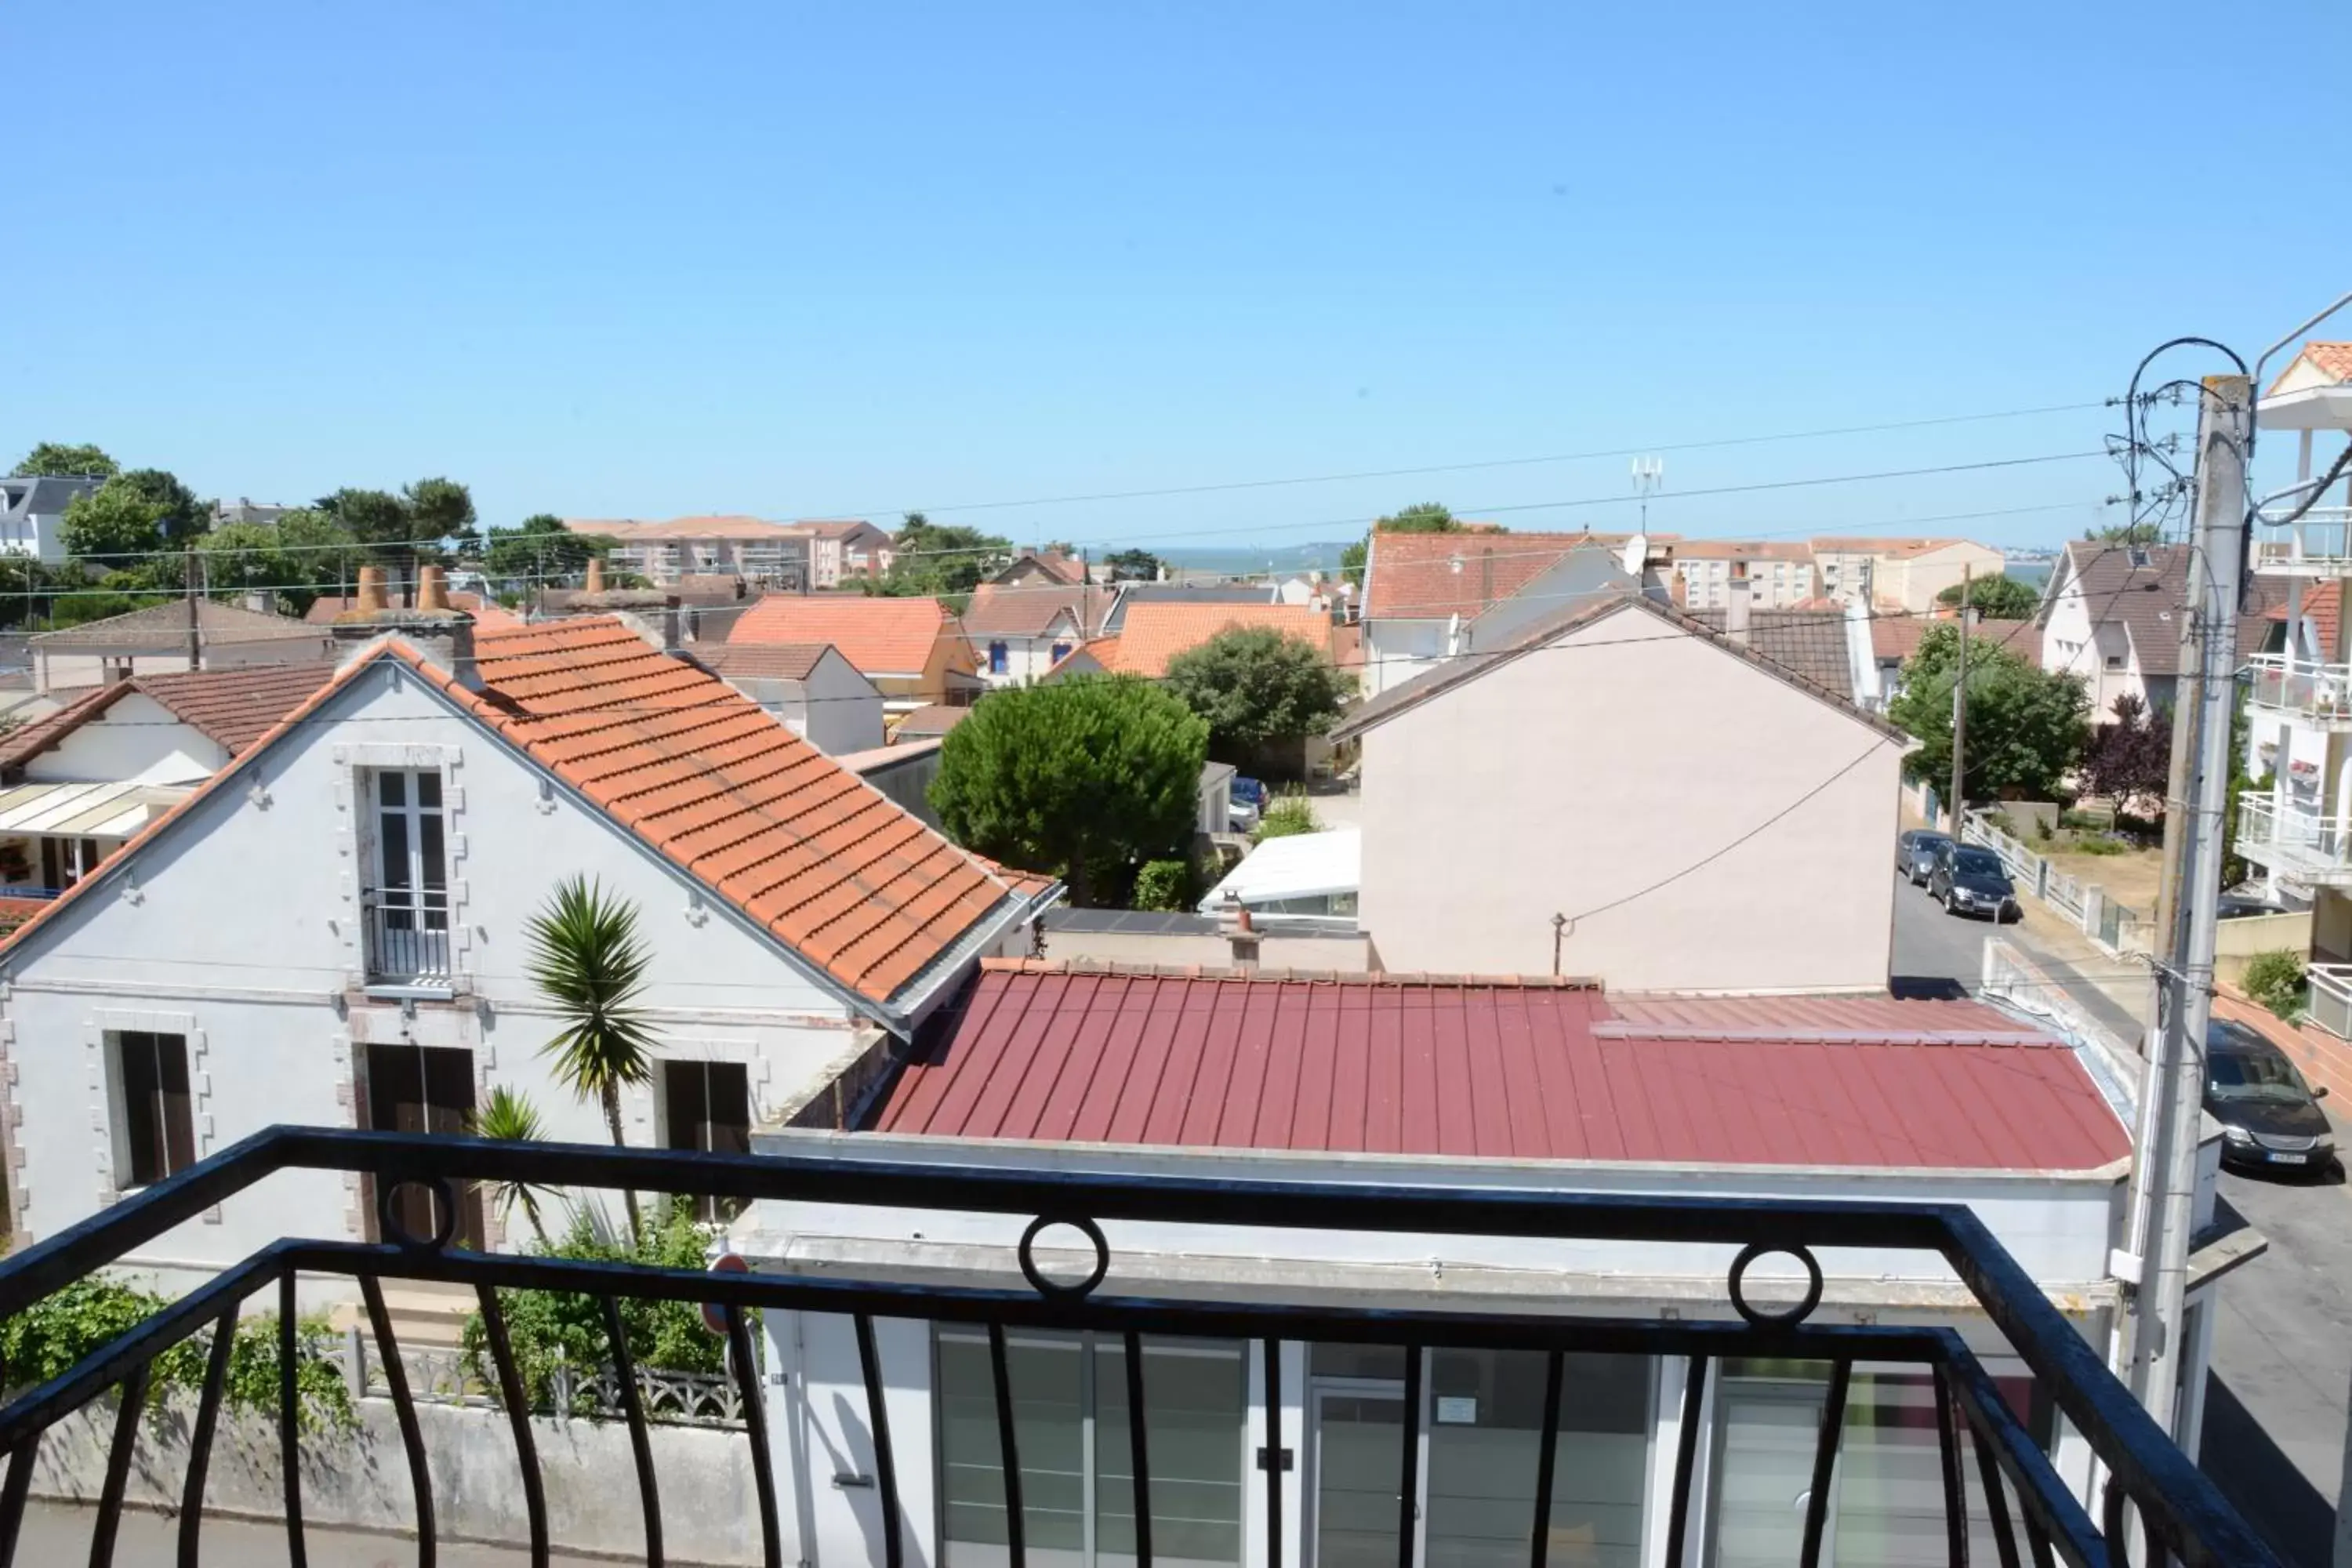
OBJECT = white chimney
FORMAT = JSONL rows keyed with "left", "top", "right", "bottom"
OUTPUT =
{"left": 1725, "top": 575, "right": 1752, "bottom": 647}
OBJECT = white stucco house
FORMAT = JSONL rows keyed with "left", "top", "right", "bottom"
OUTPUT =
{"left": 961, "top": 580, "right": 1115, "bottom": 688}
{"left": 1334, "top": 590, "right": 1907, "bottom": 992}
{"left": 2035, "top": 541, "right": 2279, "bottom": 725}
{"left": 733, "top": 965, "right": 2248, "bottom": 1568}
{"left": 1356, "top": 531, "right": 1641, "bottom": 697}
{"left": 0, "top": 475, "right": 103, "bottom": 564}
{"left": 0, "top": 610, "right": 1056, "bottom": 1294}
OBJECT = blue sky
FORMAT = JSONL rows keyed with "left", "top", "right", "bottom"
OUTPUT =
{"left": 6, "top": 1, "right": 2349, "bottom": 554}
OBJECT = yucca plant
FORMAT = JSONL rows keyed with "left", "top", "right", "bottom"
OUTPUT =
{"left": 470, "top": 1085, "right": 560, "bottom": 1247}
{"left": 524, "top": 877, "right": 658, "bottom": 1236}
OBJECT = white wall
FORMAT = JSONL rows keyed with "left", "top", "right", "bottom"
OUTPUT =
{"left": 22, "top": 692, "right": 229, "bottom": 785}
{"left": 0, "top": 660, "right": 890, "bottom": 1284}
{"left": 1356, "top": 605, "right": 1901, "bottom": 991}
{"left": 977, "top": 611, "right": 1085, "bottom": 689}
{"left": 802, "top": 652, "right": 887, "bottom": 754}
{"left": 1360, "top": 620, "right": 1447, "bottom": 697}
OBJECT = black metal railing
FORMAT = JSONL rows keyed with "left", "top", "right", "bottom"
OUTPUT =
{"left": 0, "top": 1126, "right": 2281, "bottom": 1568}
{"left": 361, "top": 894, "right": 452, "bottom": 984}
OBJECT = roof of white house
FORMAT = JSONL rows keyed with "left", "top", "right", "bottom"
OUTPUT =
{"left": 0, "top": 616, "right": 1058, "bottom": 1019}
{"left": 1198, "top": 827, "right": 1360, "bottom": 912}
{"left": 30, "top": 600, "right": 327, "bottom": 650}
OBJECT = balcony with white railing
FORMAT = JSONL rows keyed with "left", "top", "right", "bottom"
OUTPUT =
{"left": 2252, "top": 506, "right": 2352, "bottom": 577}
{"left": 2235, "top": 797, "right": 2352, "bottom": 885}
{"left": 2307, "top": 963, "right": 2352, "bottom": 1040}
{"left": 2245, "top": 652, "right": 2352, "bottom": 729}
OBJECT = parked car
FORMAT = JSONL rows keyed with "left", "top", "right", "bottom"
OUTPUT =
{"left": 1927, "top": 842, "right": 2018, "bottom": 921}
{"left": 1228, "top": 775, "right": 1268, "bottom": 833}
{"left": 2205, "top": 1022, "right": 2336, "bottom": 1174}
{"left": 1898, "top": 829, "right": 1952, "bottom": 887}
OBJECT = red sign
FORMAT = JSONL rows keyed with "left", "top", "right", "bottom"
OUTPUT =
{"left": 702, "top": 1251, "right": 750, "bottom": 1336}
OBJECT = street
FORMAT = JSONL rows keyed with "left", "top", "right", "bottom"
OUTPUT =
{"left": 20, "top": 1501, "right": 616, "bottom": 1566}
{"left": 1891, "top": 873, "right": 2350, "bottom": 1568}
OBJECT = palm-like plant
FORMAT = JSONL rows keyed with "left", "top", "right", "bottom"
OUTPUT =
{"left": 470, "top": 1085, "right": 560, "bottom": 1247}
{"left": 524, "top": 877, "right": 658, "bottom": 1236}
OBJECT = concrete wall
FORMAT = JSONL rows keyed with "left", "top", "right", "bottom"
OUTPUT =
{"left": 1893, "top": 543, "right": 2005, "bottom": 614}
{"left": 31, "top": 1393, "right": 762, "bottom": 1565}
{"left": 1038, "top": 928, "right": 1374, "bottom": 971}
{"left": 800, "top": 652, "right": 885, "bottom": 755}
{"left": 0, "top": 659, "right": 891, "bottom": 1282}
{"left": 1356, "top": 603, "right": 1901, "bottom": 991}
{"left": 22, "top": 693, "right": 228, "bottom": 786}
{"left": 2211, "top": 909, "right": 2314, "bottom": 989}
{"left": 1360, "top": 619, "right": 1447, "bottom": 697}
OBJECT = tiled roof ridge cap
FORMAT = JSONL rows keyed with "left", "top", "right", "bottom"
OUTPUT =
{"left": 977, "top": 956, "right": 1601, "bottom": 987}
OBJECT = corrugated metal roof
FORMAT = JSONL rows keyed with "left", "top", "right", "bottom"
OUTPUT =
{"left": 876, "top": 967, "right": 2132, "bottom": 1172}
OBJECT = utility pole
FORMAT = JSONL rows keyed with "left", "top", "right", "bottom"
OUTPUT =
{"left": 183, "top": 546, "right": 201, "bottom": 672}
{"left": 2122, "top": 373, "right": 2251, "bottom": 1436}
{"left": 1948, "top": 564, "right": 1971, "bottom": 833}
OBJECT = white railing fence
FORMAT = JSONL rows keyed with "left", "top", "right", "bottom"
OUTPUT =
{"left": 2307, "top": 963, "right": 2352, "bottom": 1042}
{"left": 343, "top": 1329, "right": 745, "bottom": 1428}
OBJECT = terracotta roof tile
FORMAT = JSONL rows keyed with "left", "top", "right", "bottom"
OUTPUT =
{"left": 728, "top": 596, "right": 963, "bottom": 676}
{"left": 689, "top": 642, "right": 834, "bottom": 681}
{"left": 2268, "top": 579, "right": 2342, "bottom": 652}
{"left": 893, "top": 703, "right": 970, "bottom": 739}
{"left": 1098, "top": 602, "right": 1334, "bottom": 677}
{"left": 1364, "top": 530, "right": 1639, "bottom": 621}
{"left": 2268, "top": 342, "right": 2352, "bottom": 394}
{"left": 306, "top": 593, "right": 521, "bottom": 630}
{"left": 0, "top": 662, "right": 338, "bottom": 774}
{"left": 961, "top": 582, "right": 1115, "bottom": 638}
{"left": 0, "top": 617, "right": 1044, "bottom": 1010}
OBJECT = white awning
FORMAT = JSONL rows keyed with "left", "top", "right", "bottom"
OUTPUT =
{"left": 0, "top": 779, "right": 190, "bottom": 840}
{"left": 1200, "top": 826, "right": 1360, "bottom": 911}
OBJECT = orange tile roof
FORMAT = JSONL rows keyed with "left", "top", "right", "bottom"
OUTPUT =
{"left": 1097, "top": 602, "right": 1334, "bottom": 677}
{"left": 690, "top": 642, "right": 838, "bottom": 681}
{"left": 0, "top": 617, "right": 1033, "bottom": 1010}
{"left": 2269, "top": 579, "right": 2343, "bottom": 652}
{"left": 728, "top": 595, "right": 964, "bottom": 676}
{"left": 305, "top": 593, "right": 522, "bottom": 630}
{"left": 1363, "top": 530, "right": 1633, "bottom": 621}
{"left": 0, "top": 662, "right": 338, "bottom": 772}
{"left": 2269, "top": 343, "right": 2352, "bottom": 394}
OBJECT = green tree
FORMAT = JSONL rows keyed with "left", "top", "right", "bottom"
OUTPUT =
{"left": 278, "top": 506, "right": 368, "bottom": 599}
{"left": 1104, "top": 548, "right": 1166, "bottom": 583}
{"left": 1163, "top": 626, "right": 1352, "bottom": 768}
{"left": 2085, "top": 519, "right": 2163, "bottom": 544}
{"left": 470, "top": 1086, "right": 559, "bottom": 1247}
{"left": 114, "top": 468, "right": 209, "bottom": 543}
{"left": 879, "top": 513, "right": 1013, "bottom": 598}
{"left": 931, "top": 677, "right": 1208, "bottom": 906}
{"left": 58, "top": 480, "right": 170, "bottom": 564}
{"left": 487, "top": 514, "right": 608, "bottom": 582}
{"left": 524, "top": 877, "right": 659, "bottom": 1236}
{"left": 194, "top": 522, "right": 292, "bottom": 608}
{"left": 13, "top": 442, "right": 116, "bottom": 477}
{"left": 1341, "top": 501, "right": 1461, "bottom": 586}
{"left": 1933, "top": 575, "right": 2040, "bottom": 619}
{"left": 405, "top": 477, "right": 477, "bottom": 546}
{"left": 1887, "top": 623, "right": 2090, "bottom": 801}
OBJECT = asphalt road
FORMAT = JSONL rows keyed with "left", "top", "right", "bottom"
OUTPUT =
{"left": 1891, "top": 874, "right": 2349, "bottom": 1568}
{"left": 21, "top": 1501, "right": 615, "bottom": 1566}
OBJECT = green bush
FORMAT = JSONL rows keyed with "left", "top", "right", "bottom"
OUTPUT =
{"left": 2242, "top": 949, "right": 2308, "bottom": 1021}
{"left": 1132, "top": 859, "right": 1193, "bottom": 912}
{"left": 2069, "top": 835, "right": 2128, "bottom": 857}
{"left": 2060, "top": 808, "right": 2112, "bottom": 831}
{"left": 462, "top": 1202, "right": 729, "bottom": 1417}
{"left": 1, "top": 1276, "right": 350, "bottom": 1430}
{"left": 1254, "top": 793, "right": 1320, "bottom": 841}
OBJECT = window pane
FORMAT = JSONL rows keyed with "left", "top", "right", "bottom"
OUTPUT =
{"left": 379, "top": 809, "right": 413, "bottom": 896}
{"left": 1098, "top": 1338, "right": 1245, "bottom": 1568}
{"left": 938, "top": 1332, "right": 1086, "bottom": 1568}
{"left": 419, "top": 812, "right": 448, "bottom": 899}
{"left": 1423, "top": 1351, "right": 1650, "bottom": 1568}
{"left": 154, "top": 1034, "right": 194, "bottom": 1178}
{"left": 416, "top": 771, "right": 441, "bottom": 809}
{"left": 1310, "top": 1344, "right": 1408, "bottom": 1381}
{"left": 118, "top": 1033, "right": 162, "bottom": 1186}
{"left": 663, "top": 1060, "right": 710, "bottom": 1152}
{"left": 379, "top": 771, "right": 405, "bottom": 808}
{"left": 706, "top": 1063, "right": 751, "bottom": 1156}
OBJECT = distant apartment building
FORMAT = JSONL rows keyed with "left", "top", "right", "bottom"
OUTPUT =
{"left": 797, "top": 519, "right": 895, "bottom": 586}
{"left": 1810, "top": 536, "right": 2006, "bottom": 612}
{"left": 1663, "top": 539, "right": 1816, "bottom": 608}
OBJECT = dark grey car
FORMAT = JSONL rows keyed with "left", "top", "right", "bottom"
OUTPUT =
{"left": 2205, "top": 1022, "right": 2336, "bottom": 1174}
{"left": 1927, "top": 842, "right": 2019, "bottom": 921}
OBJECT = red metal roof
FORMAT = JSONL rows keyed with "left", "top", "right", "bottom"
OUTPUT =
{"left": 877, "top": 967, "right": 2131, "bottom": 1172}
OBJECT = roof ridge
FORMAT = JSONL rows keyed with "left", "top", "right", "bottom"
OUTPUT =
{"left": 977, "top": 956, "right": 1599, "bottom": 987}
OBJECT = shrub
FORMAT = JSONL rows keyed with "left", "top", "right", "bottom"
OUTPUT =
{"left": 1254, "top": 793, "right": 1320, "bottom": 841}
{"left": 2242, "top": 949, "right": 2308, "bottom": 1021}
{"left": 0, "top": 1276, "right": 350, "bottom": 1430}
{"left": 1132, "top": 859, "right": 1193, "bottom": 913}
{"left": 462, "top": 1202, "right": 729, "bottom": 1417}
{"left": 2070, "top": 835, "right": 2127, "bottom": 857}
{"left": 2034, "top": 816, "right": 2054, "bottom": 842}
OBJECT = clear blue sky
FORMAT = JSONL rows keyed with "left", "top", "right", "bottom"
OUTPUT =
{"left": 6, "top": 1, "right": 2349, "bottom": 554}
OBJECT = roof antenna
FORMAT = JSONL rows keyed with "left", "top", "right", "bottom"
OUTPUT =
{"left": 1632, "top": 456, "right": 1664, "bottom": 534}
{"left": 1551, "top": 912, "right": 1568, "bottom": 977}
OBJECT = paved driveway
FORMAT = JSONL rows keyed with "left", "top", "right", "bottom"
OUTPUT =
{"left": 1890, "top": 876, "right": 2347, "bottom": 1566}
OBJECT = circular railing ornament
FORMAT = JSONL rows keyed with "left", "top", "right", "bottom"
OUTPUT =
{"left": 1726, "top": 1242, "right": 1824, "bottom": 1327}
{"left": 377, "top": 1178, "right": 461, "bottom": 1250}
{"left": 1018, "top": 1214, "right": 1111, "bottom": 1300}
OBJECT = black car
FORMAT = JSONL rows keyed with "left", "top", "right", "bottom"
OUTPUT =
{"left": 2205, "top": 1022, "right": 2336, "bottom": 1174}
{"left": 1927, "top": 842, "right": 2018, "bottom": 921}
{"left": 1898, "top": 829, "right": 1952, "bottom": 886}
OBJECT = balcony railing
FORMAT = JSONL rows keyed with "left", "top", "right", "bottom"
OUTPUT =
{"left": 2234, "top": 797, "right": 2352, "bottom": 885}
{"left": 362, "top": 889, "right": 452, "bottom": 985}
{"left": 2252, "top": 506, "right": 2352, "bottom": 575}
{"left": 2307, "top": 963, "right": 2352, "bottom": 1040}
{"left": 0, "top": 1126, "right": 2278, "bottom": 1568}
{"left": 2245, "top": 652, "right": 2352, "bottom": 728}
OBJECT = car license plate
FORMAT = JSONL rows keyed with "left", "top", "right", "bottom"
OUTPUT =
{"left": 2271, "top": 1152, "right": 2308, "bottom": 1164}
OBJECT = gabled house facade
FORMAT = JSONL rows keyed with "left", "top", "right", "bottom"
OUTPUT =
{"left": 687, "top": 641, "right": 884, "bottom": 754}
{"left": 961, "top": 580, "right": 1115, "bottom": 687}
{"left": 1335, "top": 591, "right": 1907, "bottom": 991}
{"left": 2036, "top": 542, "right": 2278, "bottom": 724}
{"left": 1358, "top": 530, "right": 1656, "bottom": 696}
{"left": 0, "top": 475, "right": 103, "bottom": 564}
{"left": 0, "top": 612, "right": 1054, "bottom": 1290}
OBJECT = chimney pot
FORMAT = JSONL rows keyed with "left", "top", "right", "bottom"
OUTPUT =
{"left": 1725, "top": 577, "right": 1752, "bottom": 647}
{"left": 662, "top": 595, "right": 684, "bottom": 654}
{"left": 416, "top": 565, "right": 449, "bottom": 613}
{"left": 356, "top": 566, "right": 388, "bottom": 613}
{"left": 585, "top": 557, "right": 606, "bottom": 593}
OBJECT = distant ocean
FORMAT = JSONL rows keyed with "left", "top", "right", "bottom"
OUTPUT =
{"left": 1156, "top": 543, "right": 1351, "bottom": 577}
{"left": 2006, "top": 560, "right": 2054, "bottom": 591}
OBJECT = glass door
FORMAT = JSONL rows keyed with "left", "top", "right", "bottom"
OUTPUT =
{"left": 1706, "top": 1378, "right": 1834, "bottom": 1568}
{"left": 1309, "top": 1383, "right": 1410, "bottom": 1568}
